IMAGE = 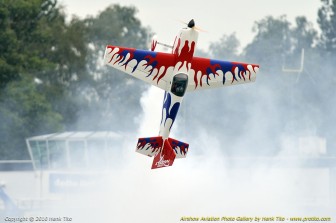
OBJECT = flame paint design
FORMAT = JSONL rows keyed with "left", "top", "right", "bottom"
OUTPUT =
{"left": 191, "top": 57, "right": 259, "bottom": 89}
{"left": 137, "top": 137, "right": 163, "bottom": 155}
{"left": 168, "top": 138, "right": 189, "bottom": 157}
{"left": 160, "top": 92, "right": 180, "bottom": 131}
{"left": 174, "top": 40, "right": 196, "bottom": 71}
{"left": 106, "top": 46, "right": 174, "bottom": 84}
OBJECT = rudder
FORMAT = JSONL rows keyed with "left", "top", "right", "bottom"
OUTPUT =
{"left": 151, "top": 139, "right": 176, "bottom": 169}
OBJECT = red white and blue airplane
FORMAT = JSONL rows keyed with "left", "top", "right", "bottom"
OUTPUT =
{"left": 104, "top": 20, "right": 259, "bottom": 169}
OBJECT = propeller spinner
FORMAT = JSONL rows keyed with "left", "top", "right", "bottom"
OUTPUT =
{"left": 186, "top": 19, "right": 206, "bottom": 32}
{"left": 187, "top": 19, "right": 195, "bottom": 28}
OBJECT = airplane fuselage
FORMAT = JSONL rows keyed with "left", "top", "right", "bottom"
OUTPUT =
{"left": 159, "top": 27, "right": 199, "bottom": 140}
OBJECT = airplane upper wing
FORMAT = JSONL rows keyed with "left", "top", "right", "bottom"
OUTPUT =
{"left": 104, "top": 45, "right": 176, "bottom": 91}
{"left": 187, "top": 57, "right": 259, "bottom": 92}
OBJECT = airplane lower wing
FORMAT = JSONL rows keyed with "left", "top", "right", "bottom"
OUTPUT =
{"left": 187, "top": 57, "right": 259, "bottom": 92}
{"left": 104, "top": 45, "right": 176, "bottom": 91}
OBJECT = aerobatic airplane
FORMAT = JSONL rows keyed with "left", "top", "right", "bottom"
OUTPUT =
{"left": 104, "top": 19, "right": 259, "bottom": 169}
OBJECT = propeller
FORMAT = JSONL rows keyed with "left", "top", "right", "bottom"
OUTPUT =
{"left": 178, "top": 19, "right": 207, "bottom": 32}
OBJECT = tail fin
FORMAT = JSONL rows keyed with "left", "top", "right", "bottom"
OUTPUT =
{"left": 136, "top": 137, "right": 189, "bottom": 169}
{"left": 151, "top": 139, "right": 176, "bottom": 169}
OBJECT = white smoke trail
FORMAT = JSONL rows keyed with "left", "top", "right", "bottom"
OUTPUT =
{"left": 17, "top": 85, "right": 334, "bottom": 223}
{"left": 94, "top": 85, "right": 335, "bottom": 223}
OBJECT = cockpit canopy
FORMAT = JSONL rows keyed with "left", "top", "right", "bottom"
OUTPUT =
{"left": 171, "top": 73, "right": 188, "bottom": 97}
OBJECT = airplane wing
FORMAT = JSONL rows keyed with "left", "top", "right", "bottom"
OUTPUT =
{"left": 104, "top": 45, "right": 175, "bottom": 91}
{"left": 187, "top": 57, "right": 259, "bottom": 92}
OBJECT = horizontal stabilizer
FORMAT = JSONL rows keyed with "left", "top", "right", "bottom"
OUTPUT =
{"left": 168, "top": 138, "right": 189, "bottom": 158}
{"left": 136, "top": 136, "right": 163, "bottom": 157}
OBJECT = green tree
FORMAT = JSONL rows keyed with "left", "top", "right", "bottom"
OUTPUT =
{"left": 72, "top": 4, "right": 149, "bottom": 131}
{"left": 0, "top": 77, "right": 62, "bottom": 159}
{"left": 317, "top": 0, "right": 336, "bottom": 153}
{"left": 37, "top": 16, "right": 90, "bottom": 128}
{"left": 0, "top": 0, "right": 57, "bottom": 88}
{"left": 318, "top": 0, "right": 336, "bottom": 54}
{"left": 283, "top": 16, "right": 318, "bottom": 73}
{"left": 0, "top": 0, "right": 89, "bottom": 159}
{"left": 292, "top": 16, "right": 317, "bottom": 50}
{"left": 244, "top": 15, "right": 291, "bottom": 73}
{"left": 209, "top": 33, "right": 240, "bottom": 60}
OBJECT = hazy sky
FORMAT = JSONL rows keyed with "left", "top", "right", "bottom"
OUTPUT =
{"left": 60, "top": 0, "right": 322, "bottom": 50}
